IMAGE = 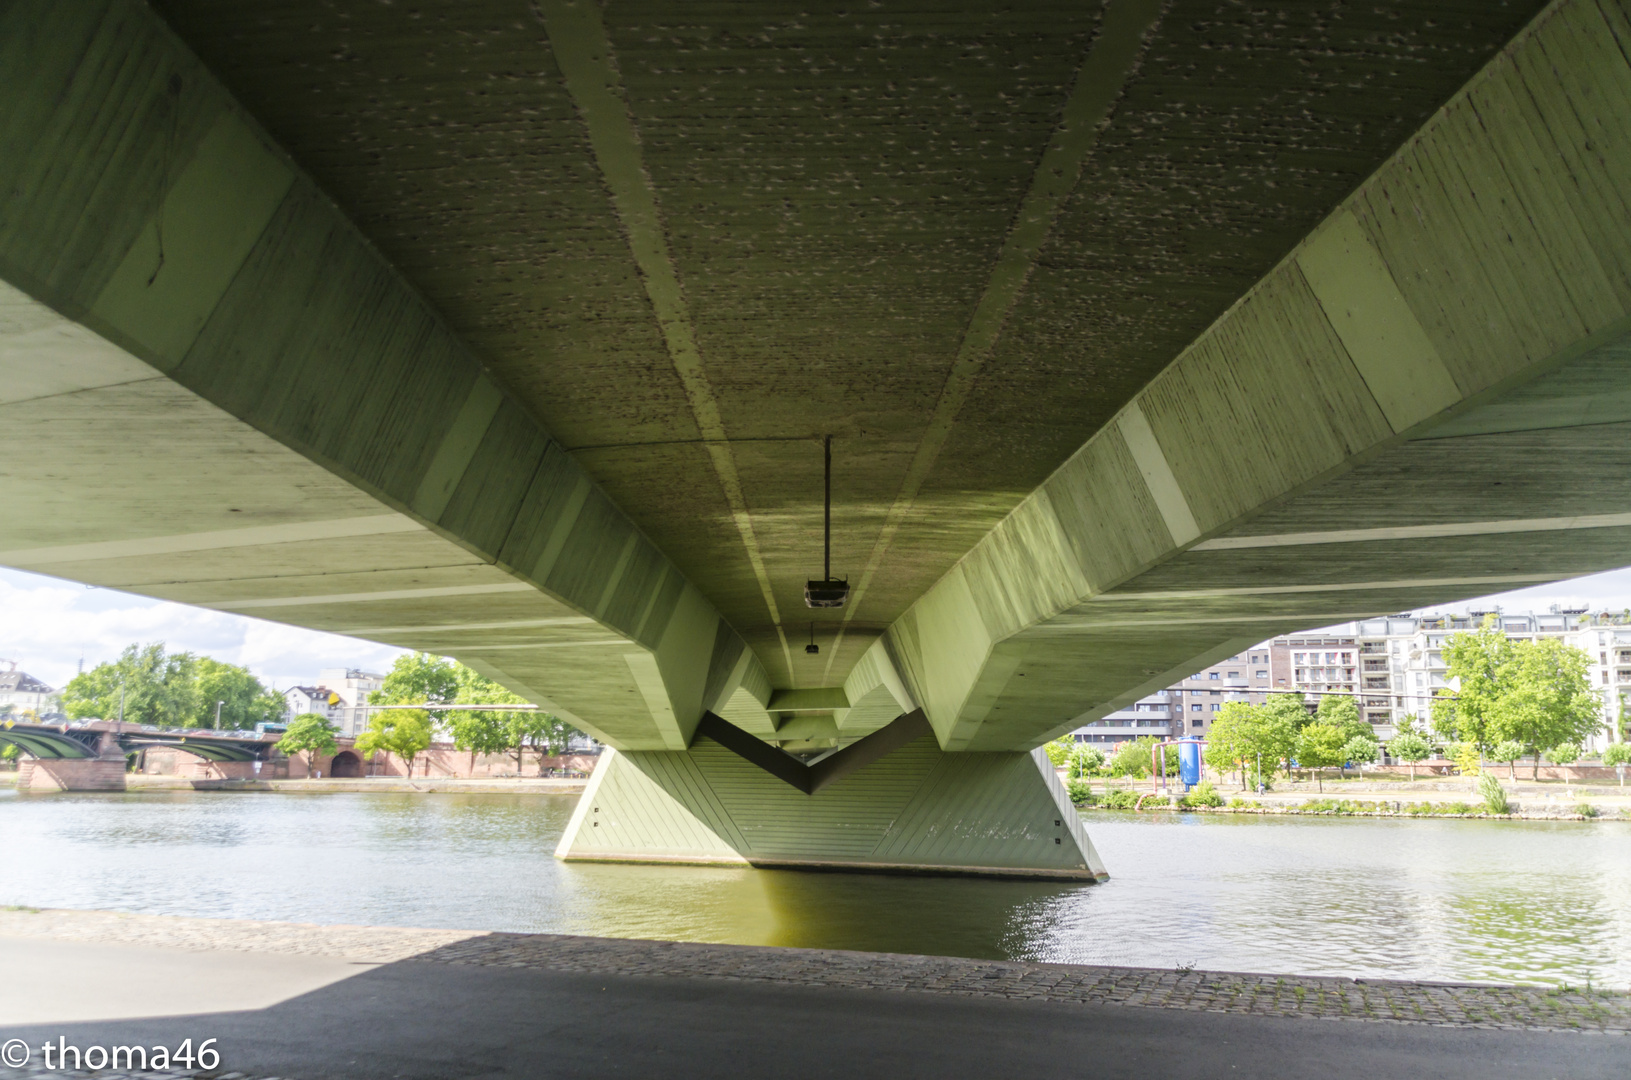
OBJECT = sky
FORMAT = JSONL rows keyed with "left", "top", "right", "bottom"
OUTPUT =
{"left": 7, "top": 563, "right": 1631, "bottom": 692}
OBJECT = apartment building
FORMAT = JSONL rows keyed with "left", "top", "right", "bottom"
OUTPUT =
{"left": 284, "top": 668, "right": 386, "bottom": 736}
{"left": 0, "top": 663, "right": 59, "bottom": 718}
{"left": 1070, "top": 646, "right": 1277, "bottom": 746}
{"left": 1069, "top": 606, "right": 1627, "bottom": 753}
{"left": 317, "top": 667, "right": 386, "bottom": 736}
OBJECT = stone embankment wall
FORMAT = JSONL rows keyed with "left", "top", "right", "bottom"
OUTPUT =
{"left": 137, "top": 745, "right": 598, "bottom": 781}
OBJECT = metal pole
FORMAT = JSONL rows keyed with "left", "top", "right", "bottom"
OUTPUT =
{"left": 214, "top": 700, "right": 223, "bottom": 730}
{"left": 824, "top": 434, "right": 832, "bottom": 581}
{"left": 117, "top": 677, "right": 126, "bottom": 728}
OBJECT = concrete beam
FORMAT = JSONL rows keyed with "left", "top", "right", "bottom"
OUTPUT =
{"left": 888, "top": 0, "right": 1631, "bottom": 750}
{"left": 0, "top": 0, "right": 746, "bottom": 752}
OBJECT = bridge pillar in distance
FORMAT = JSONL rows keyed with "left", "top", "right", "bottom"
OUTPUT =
{"left": 556, "top": 730, "right": 1107, "bottom": 881}
{"left": 16, "top": 758, "right": 127, "bottom": 793}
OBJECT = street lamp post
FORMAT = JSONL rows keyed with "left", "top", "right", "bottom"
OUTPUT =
{"left": 214, "top": 700, "right": 224, "bottom": 730}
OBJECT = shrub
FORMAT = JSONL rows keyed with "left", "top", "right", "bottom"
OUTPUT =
{"left": 1577, "top": 803, "right": 1600, "bottom": 818}
{"left": 1442, "top": 801, "right": 1477, "bottom": 816}
{"left": 1227, "top": 797, "right": 1248, "bottom": 809}
{"left": 1477, "top": 772, "right": 1510, "bottom": 815}
{"left": 1065, "top": 778, "right": 1095, "bottom": 804}
{"left": 1103, "top": 789, "right": 1140, "bottom": 809}
{"left": 1181, "top": 780, "right": 1223, "bottom": 808}
{"left": 1602, "top": 743, "right": 1631, "bottom": 768}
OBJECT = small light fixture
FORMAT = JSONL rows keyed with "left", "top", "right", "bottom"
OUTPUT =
{"left": 805, "top": 622, "right": 819, "bottom": 655}
{"left": 805, "top": 434, "right": 849, "bottom": 608}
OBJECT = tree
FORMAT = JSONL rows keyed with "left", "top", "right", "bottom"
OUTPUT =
{"left": 1387, "top": 731, "right": 1433, "bottom": 780}
{"left": 364, "top": 653, "right": 459, "bottom": 775}
{"left": 1293, "top": 722, "right": 1348, "bottom": 792}
{"left": 62, "top": 644, "right": 200, "bottom": 727}
{"left": 1205, "top": 700, "right": 1297, "bottom": 790}
{"left": 1603, "top": 742, "right": 1631, "bottom": 785}
{"left": 1489, "top": 739, "right": 1526, "bottom": 780}
{"left": 1543, "top": 742, "right": 1581, "bottom": 766}
{"left": 1341, "top": 735, "right": 1379, "bottom": 770}
{"left": 1315, "top": 694, "right": 1368, "bottom": 742}
{"left": 1488, "top": 637, "right": 1601, "bottom": 779}
{"left": 1107, "top": 737, "right": 1156, "bottom": 781}
{"left": 507, "top": 710, "right": 578, "bottom": 775}
{"left": 1044, "top": 736, "right": 1075, "bottom": 768}
{"left": 1431, "top": 616, "right": 1514, "bottom": 752}
{"left": 1068, "top": 744, "right": 1105, "bottom": 779}
{"left": 193, "top": 657, "right": 284, "bottom": 729}
{"left": 277, "top": 713, "right": 337, "bottom": 775}
{"left": 355, "top": 710, "right": 434, "bottom": 777}
{"left": 1202, "top": 702, "right": 1257, "bottom": 788}
{"left": 371, "top": 653, "right": 460, "bottom": 716}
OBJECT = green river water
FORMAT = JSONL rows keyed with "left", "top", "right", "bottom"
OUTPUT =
{"left": 1, "top": 789, "right": 1625, "bottom": 987}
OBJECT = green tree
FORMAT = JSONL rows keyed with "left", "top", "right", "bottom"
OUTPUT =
{"left": 355, "top": 710, "right": 434, "bottom": 777}
{"left": 1203, "top": 702, "right": 1257, "bottom": 787}
{"left": 1108, "top": 737, "right": 1156, "bottom": 781}
{"left": 447, "top": 663, "right": 577, "bottom": 775}
{"left": 370, "top": 653, "right": 460, "bottom": 717}
{"left": 1043, "top": 736, "right": 1075, "bottom": 768}
{"left": 1293, "top": 722, "right": 1348, "bottom": 792}
{"left": 62, "top": 644, "right": 201, "bottom": 727}
{"left": 1387, "top": 730, "right": 1433, "bottom": 781}
{"left": 1341, "top": 735, "right": 1379, "bottom": 770}
{"left": 507, "top": 710, "right": 579, "bottom": 775}
{"left": 1431, "top": 616, "right": 1513, "bottom": 752}
{"left": 1068, "top": 744, "right": 1105, "bottom": 779}
{"left": 1315, "top": 693, "right": 1368, "bottom": 742}
{"left": 277, "top": 713, "right": 338, "bottom": 775}
{"left": 364, "top": 652, "right": 460, "bottom": 773}
{"left": 1489, "top": 739, "right": 1526, "bottom": 780}
{"left": 1543, "top": 742, "right": 1581, "bottom": 766}
{"left": 1488, "top": 637, "right": 1601, "bottom": 779}
{"left": 1204, "top": 700, "right": 1297, "bottom": 790}
{"left": 193, "top": 657, "right": 284, "bottom": 729}
{"left": 1603, "top": 742, "right": 1631, "bottom": 785}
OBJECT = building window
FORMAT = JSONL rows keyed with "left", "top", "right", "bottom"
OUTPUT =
{"left": 1191, "top": 704, "right": 1202, "bottom": 712}
{"left": 1255, "top": 670, "right": 1268, "bottom": 679}
{"left": 1208, "top": 672, "right": 1220, "bottom": 680}
{"left": 1210, "top": 704, "right": 1220, "bottom": 712}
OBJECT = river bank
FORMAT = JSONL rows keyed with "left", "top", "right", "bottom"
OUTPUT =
{"left": 1072, "top": 773, "right": 1631, "bottom": 819}
{"left": 0, "top": 772, "right": 586, "bottom": 795}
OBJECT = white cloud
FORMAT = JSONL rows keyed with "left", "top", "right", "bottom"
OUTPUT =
{"left": 0, "top": 567, "right": 407, "bottom": 691}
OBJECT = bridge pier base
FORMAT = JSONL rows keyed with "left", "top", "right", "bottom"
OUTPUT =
{"left": 556, "top": 732, "right": 1107, "bottom": 880}
{"left": 17, "top": 758, "right": 127, "bottom": 793}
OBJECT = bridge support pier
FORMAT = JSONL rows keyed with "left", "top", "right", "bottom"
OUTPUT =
{"left": 16, "top": 758, "right": 127, "bottom": 793}
{"left": 556, "top": 730, "right": 1107, "bottom": 880}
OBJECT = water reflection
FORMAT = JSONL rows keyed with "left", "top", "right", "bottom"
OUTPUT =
{"left": 0, "top": 790, "right": 1624, "bottom": 987}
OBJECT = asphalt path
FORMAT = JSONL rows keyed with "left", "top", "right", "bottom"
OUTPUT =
{"left": 2, "top": 940, "right": 1623, "bottom": 1080}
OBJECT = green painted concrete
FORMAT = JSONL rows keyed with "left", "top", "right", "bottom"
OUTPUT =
{"left": 4, "top": 0, "right": 1630, "bottom": 800}
{"left": 556, "top": 735, "right": 1106, "bottom": 880}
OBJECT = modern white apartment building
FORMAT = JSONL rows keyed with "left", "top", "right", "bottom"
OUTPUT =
{"left": 1289, "top": 609, "right": 1621, "bottom": 748}
{"left": 1071, "top": 608, "right": 1627, "bottom": 752}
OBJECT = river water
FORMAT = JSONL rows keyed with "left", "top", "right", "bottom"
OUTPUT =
{"left": 1, "top": 789, "right": 1626, "bottom": 988}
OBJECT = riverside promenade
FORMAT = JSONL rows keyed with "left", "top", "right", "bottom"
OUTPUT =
{"left": 1, "top": 909, "right": 1625, "bottom": 1079}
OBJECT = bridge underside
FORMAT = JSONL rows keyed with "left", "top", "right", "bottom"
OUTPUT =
{"left": 4, "top": 0, "right": 1631, "bottom": 872}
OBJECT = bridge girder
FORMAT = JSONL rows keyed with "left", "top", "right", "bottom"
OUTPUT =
{"left": 0, "top": 0, "right": 1627, "bottom": 769}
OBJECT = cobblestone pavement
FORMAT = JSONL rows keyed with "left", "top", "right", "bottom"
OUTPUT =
{"left": 3, "top": 907, "right": 1627, "bottom": 1049}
